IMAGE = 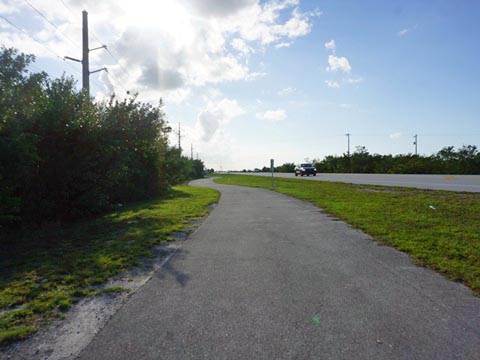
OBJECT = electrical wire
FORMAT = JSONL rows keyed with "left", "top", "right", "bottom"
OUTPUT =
{"left": 0, "top": 14, "right": 82, "bottom": 76}
{"left": 22, "top": 0, "right": 80, "bottom": 51}
{"left": 57, "top": 0, "right": 133, "bottom": 94}
{"left": 21, "top": 0, "right": 107, "bottom": 94}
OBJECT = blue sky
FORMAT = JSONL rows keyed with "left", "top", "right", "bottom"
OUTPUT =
{"left": 1, "top": 0, "right": 479, "bottom": 170}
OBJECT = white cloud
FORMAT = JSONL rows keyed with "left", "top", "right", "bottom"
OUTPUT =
{"left": 326, "top": 55, "right": 352, "bottom": 73}
{"left": 231, "top": 38, "right": 254, "bottom": 56}
{"left": 245, "top": 71, "right": 268, "bottom": 81}
{"left": 278, "top": 87, "right": 296, "bottom": 95}
{"left": 256, "top": 109, "right": 287, "bottom": 122}
{"left": 344, "top": 76, "right": 363, "bottom": 84}
{"left": 389, "top": 132, "right": 402, "bottom": 139}
{"left": 398, "top": 25, "right": 417, "bottom": 37}
{"left": 324, "top": 39, "right": 335, "bottom": 51}
{"left": 0, "top": 0, "right": 317, "bottom": 102}
{"left": 275, "top": 42, "right": 292, "bottom": 48}
{"left": 325, "top": 80, "right": 340, "bottom": 88}
{"left": 197, "top": 98, "right": 245, "bottom": 142}
{"left": 0, "top": 1, "right": 19, "bottom": 14}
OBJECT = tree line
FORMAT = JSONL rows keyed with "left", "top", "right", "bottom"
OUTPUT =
{"left": 0, "top": 47, "right": 204, "bottom": 227}
{"left": 269, "top": 145, "right": 479, "bottom": 174}
{"left": 314, "top": 145, "right": 480, "bottom": 174}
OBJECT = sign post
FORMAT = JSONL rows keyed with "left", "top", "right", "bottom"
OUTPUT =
{"left": 270, "top": 159, "right": 274, "bottom": 187}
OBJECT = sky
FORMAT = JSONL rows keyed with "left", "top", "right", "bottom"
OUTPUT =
{"left": 1, "top": 0, "right": 479, "bottom": 170}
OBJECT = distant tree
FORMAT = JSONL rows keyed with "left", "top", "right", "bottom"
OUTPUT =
{"left": 313, "top": 145, "right": 479, "bottom": 175}
{"left": 275, "top": 162, "right": 295, "bottom": 172}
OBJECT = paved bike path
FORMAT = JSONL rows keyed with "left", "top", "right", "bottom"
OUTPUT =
{"left": 77, "top": 178, "right": 480, "bottom": 359}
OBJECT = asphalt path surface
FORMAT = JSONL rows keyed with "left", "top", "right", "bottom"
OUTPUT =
{"left": 233, "top": 172, "right": 480, "bottom": 192}
{"left": 77, "top": 178, "right": 480, "bottom": 359}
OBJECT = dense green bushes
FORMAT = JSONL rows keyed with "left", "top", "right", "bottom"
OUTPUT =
{"left": 0, "top": 47, "right": 204, "bottom": 227}
{"left": 313, "top": 145, "right": 480, "bottom": 174}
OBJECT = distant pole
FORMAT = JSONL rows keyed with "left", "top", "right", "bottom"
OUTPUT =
{"left": 82, "top": 11, "right": 89, "bottom": 94}
{"left": 346, "top": 133, "right": 351, "bottom": 156}
{"left": 270, "top": 159, "right": 274, "bottom": 187}
{"left": 177, "top": 123, "right": 182, "bottom": 152}
{"left": 413, "top": 134, "right": 418, "bottom": 155}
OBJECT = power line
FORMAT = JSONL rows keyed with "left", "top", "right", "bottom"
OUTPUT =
{"left": 87, "top": 26, "right": 133, "bottom": 87}
{"left": 21, "top": 0, "right": 105, "bottom": 95}
{"left": 104, "top": 71, "right": 129, "bottom": 95}
{"left": 57, "top": 0, "right": 132, "bottom": 94}
{"left": 58, "top": 0, "right": 77, "bottom": 20}
{"left": 22, "top": 0, "right": 80, "bottom": 51}
{"left": 0, "top": 14, "right": 82, "bottom": 76}
{"left": 27, "top": 63, "right": 44, "bottom": 73}
{"left": 105, "top": 47, "right": 133, "bottom": 81}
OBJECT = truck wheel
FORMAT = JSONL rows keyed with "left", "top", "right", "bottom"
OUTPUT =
{"left": 295, "top": 173, "right": 298, "bottom": 176}
{"left": 313, "top": 173, "right": 316, "bottom": 176}
{"left": 301, "top": 173, "right": 304, "bottom": 176}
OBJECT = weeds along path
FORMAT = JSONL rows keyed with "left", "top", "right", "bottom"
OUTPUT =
{"left": 77, "top": 177, "right": 480, "bottom": 360}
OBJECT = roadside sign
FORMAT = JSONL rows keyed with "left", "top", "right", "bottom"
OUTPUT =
{"left": 270, "top": 159, "right": 274, "bottom": 186}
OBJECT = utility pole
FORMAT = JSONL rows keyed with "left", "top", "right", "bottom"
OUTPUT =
{"left": 413, "top": 134, "right": 418, "bottom": 155}
{"left": 346, "top": 133, "right": 351, "bottom": 157}
{"left": 82, "top": 10, "right": 89, "bottom": 92}
{"left": 65, "top": 10, "right": 107, "bottom": 96}
{"left": 177, "top": 123, "right": 182, "bottom": 151}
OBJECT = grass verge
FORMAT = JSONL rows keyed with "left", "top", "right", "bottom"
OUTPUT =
{"left": 0, "top": 185, "right": 219, "bottom": 346}
{"left": 215, "top": 175, "right": 480, "bottom": 295}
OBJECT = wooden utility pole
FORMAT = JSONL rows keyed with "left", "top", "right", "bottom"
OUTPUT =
{"left": 413, "top": 134, "right": 418, "bottom": 155}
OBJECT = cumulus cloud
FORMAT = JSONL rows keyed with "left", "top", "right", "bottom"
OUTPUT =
{"left": 0, "top": 0, "right": 317, "bottom": 102}
{"left": 325, "top": 80, "right": 340, "bottom": 88}
{"left": 231, "top": 38, "right": 254, "bottom": 56}
{"left": 189, "top": 0, "right": 258, "bottom": 17}
{"left": 256, "top": 109, "right": 287, "bottom": 122}
{"left": 326, "top": 55, "right": 351, "bottom": 73}
{"left": 197, "top": 98, "right": 245, "bottom": 141}
{"left": 324, "top": 39, "right": 335, "bottom": 51}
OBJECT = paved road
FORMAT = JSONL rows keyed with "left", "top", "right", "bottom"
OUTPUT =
{"left": 233, "top": 172, "right": 480, "bottom": 192}
{"left": 77, "top": 178, "right": 480, "bottom": 359}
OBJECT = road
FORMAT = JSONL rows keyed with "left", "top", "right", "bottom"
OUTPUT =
{"left": 232, "top": 172, "right": 480, "bottom": 192}
{"left": 77, "top": 178, "right": 480, "bottom": 359}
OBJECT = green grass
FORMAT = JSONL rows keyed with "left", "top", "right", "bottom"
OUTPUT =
{"left": 215, "top": 175, "right": 480, "bottom": 295}
{"left": 0, "top": 185, "right": 219, "bottom": 346}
